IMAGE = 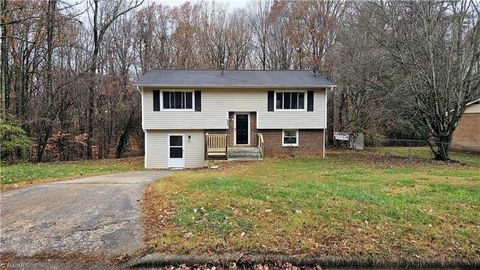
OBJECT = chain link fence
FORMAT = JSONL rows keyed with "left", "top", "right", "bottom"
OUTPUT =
{"left": 369, "top": 139, "right": 433, "bottom": 159}
{"left": 367, "top": 139, "right": 480, "bottom": 159}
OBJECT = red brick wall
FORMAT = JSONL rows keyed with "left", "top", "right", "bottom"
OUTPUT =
{"left": 451, "top": 113, "right": 480, "bottom": 153}
{"left": 260, "top": 129, "right": 324, "bottom": 157}
{"left": 249, "top": 112, "right": 258, "bottom": 147}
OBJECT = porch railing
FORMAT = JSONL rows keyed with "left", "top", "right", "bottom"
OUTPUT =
{"left": 205, "top": 133, "right": 228, "bottom": 158}
{"left": 258, "top": 133, "right": 264, "bottom": 158}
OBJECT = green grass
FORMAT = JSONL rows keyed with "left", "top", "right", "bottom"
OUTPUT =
{"left": 143, "top": 150, "right": 480, "bottom": 263}
{"left": 0, "top": 157, "right": 144, "bottom": 190}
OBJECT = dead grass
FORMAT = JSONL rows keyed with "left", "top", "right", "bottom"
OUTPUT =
{"left": 142, "top": 150, "right": 480, "bottom": 265}
{"left": 0, "top": 251, "right": 117, "bottom": 270}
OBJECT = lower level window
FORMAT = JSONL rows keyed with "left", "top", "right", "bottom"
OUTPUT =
{"left": 282, "top": 130, "right": 298, "bottom": 146}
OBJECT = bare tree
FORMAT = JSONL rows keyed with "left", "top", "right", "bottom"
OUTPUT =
{"left": 86, "top": 0, "right": 143, "bottom": 159}
{"left": 367, "top": 0, "right": 480, "bottom": 160}
{"left": 248, "top": 0, "right": 272, "bottom": 70}
{"left": 0, "top": 0, "right": 8, "bottom": 122}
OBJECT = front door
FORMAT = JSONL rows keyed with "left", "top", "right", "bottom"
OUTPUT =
{"left": 235, "top": 114, "right": 249, "bottom": 145}
{"left": 168, "top": 135, "right": 185, "bottom": 168}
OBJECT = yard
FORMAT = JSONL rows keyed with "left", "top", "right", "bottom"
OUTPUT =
{"left": 142, "top": 149, "right": 480, "bottom": 265}
{"left": 0, "top": 157, "right": 144, "bottom": 191}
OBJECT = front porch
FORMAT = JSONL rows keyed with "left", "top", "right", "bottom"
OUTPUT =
{"left": 205, "top": 133, "right": 264, "bottom": 161}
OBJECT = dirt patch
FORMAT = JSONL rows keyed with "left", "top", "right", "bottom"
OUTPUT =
{"left": 329, "top": 150, "right": 472, "bottom": 168}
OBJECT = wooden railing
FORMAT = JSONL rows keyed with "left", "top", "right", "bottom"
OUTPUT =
{"left": 258, "top": 133, "right": 264, "bottom": 158}
{"left": 205, "top": 133, "right": 228, "bottom": 158}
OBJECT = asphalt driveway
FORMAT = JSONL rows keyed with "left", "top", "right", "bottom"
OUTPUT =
{"left": 0, "top": 171, "right": 168, "bottom": 257}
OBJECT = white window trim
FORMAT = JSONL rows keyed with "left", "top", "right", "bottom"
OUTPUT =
{"left": 161, "top": 90, "right": 195, "bottom": 111}
{"left": 274, "top": 90, "right": 307, "bottom": 112}
{"left": 233, "top": 112, "right": 250, "bottom": 146}
{"left": 282, "top": 129, "right": 299, "bottom": 147}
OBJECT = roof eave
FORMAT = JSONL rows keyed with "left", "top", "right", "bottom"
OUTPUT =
{"left": 133, "top": 84, "right": 337, "bottom": 89}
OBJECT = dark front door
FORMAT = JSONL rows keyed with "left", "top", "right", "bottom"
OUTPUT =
{"left": 236, "top": 114, "right": 249, "bottom": 145}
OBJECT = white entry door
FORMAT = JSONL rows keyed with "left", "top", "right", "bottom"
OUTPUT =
{"left": 168, "top": 135, "right": 185, "bottom": 168}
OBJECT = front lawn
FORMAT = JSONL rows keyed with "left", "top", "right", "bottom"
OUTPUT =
{"left": 142, "top": 151, "right": 480, "bottom": 265}
{"left": 0, "top": 157, "right": 144, "bottom": 190}
{"left": 369, "top": 146, "right": 480, "bottom": 166}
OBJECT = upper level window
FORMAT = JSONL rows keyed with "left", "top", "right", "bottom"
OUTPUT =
{"left": 276, "top": 92, "right": 305, "bottom": 110}
{"left": 163, "top": 91, "right": 193, "bottom": 110}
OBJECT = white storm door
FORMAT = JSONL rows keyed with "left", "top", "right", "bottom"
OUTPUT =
{"left": 168, "top": 135, "right": 185, "bottom": 168}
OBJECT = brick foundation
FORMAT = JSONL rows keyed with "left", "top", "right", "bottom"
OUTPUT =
{"left": 451, "top": 113, "right": 480, "bottom": 153}
{"left": 260, "top": 129, "right": 324, "bottom": 157}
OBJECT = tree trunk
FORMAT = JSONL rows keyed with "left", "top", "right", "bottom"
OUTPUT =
{"left": 429, "top": 135, "right": 451, "bottom": 161}
{"left": 1, "top": 0, "right": 8, "bottom": 122}
{"left": 36, "top": 0, "right": 56, "bottom": 162}
{"left": 116, "top": 111, "right": 135, "bottom": 158}
{"left": 86, "top": 0, "right": 99, "bottom": 159}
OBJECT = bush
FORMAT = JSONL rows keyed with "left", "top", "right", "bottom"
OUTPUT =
{"left": 0, "top": 122, "right": 31, "bottom": 164}
{"left": 364, "top": 133, "right": 385, "bottom": 147}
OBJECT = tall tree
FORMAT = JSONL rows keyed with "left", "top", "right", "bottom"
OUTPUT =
{"left": 367, "top": 0, "right": 480, "bottom": 160}
{"left": 86, "top": 0, "right": 143, "bottom": 159}
{"left": 0, "top": 0, "right": 8, "bottom": 122}
{"left": 248, "top": 0, "right": 272, "bottom": 70}
{"left": 35, "top": 0, "right": 57, "bottom": 162}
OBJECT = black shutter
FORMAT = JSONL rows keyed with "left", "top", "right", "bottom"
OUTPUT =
{"left": 307, "top": 91, "right": 314, "bottom": 111}
{"left": 153, "top": 90, "right": 160, "bottom": 111}
{"left": 194, "top": 91, "right": 201, "bottom": 111}
{"left": 267, "top": 91, "right": 274, "bottom": 111}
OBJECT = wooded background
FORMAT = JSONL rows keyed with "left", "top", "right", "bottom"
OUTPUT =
{"left": 1, "top": 0, "right": 479, "bottom": 162}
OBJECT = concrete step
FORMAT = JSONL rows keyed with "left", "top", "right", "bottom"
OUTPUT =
{"left": 227, "top": 147, "right": 262, "bottom": 160}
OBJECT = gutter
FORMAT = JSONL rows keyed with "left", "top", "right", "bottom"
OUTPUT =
{"left": 133, "top": 84, "right": 337, "bottom": 89}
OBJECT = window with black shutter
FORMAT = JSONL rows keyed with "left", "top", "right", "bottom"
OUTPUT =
{"left": 275, "top": 92, "right": 306, "bottom": 110}
{"left": 162, "top": 91, "right": 194, "bottom": 110}
{"left": 268, "top": 91, "right": 274, "bottom": 111}
{"left": 153, "top": 90, "right": 160, "bottom": 111}
{"left": 194, "top": 91, "right": 201, "bottom": 111}
{"left": 307, "top": 91, "right": 314, "bottom": 111}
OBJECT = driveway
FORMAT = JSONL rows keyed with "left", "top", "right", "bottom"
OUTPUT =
{"left": 0, "top": 171, "right": 168, "bottom": 257}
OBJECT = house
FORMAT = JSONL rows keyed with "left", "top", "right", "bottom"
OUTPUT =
{"left": 134, "top": 69, "right": 335, "bottom": 169}
{"left": 451, "top": 98, "right": 480, "bottom": 153}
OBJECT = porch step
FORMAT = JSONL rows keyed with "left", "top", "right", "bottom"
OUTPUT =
{"left": 227, "top": 147, "right": 262, "bottom": 160}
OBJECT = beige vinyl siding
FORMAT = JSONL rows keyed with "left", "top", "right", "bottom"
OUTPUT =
{"left": 465, "top": 103, "right": 480, "bottom": 113}
{"left": 145, "top": 130, "right": 205, "bottom": 169}
{"left": 142, "top": 88, "right": 327, "bottom": 129}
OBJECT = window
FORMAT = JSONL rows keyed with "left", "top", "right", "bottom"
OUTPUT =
{"left": 276, "top": 92, "right": 305, "bottom": 110}
{"left": 282, "top": 130, "right": 298, "bottom": 146}
{"left": 163, "top": 91, "right": 193, "bottom": 110}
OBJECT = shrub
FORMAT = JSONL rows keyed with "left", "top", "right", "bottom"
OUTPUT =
{"left": 0, "top": 122, "right": 32, "bottom": 164}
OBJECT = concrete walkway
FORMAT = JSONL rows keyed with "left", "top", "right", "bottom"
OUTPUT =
{"left": 0, "top": 171, "right": 168, "bottom": 257}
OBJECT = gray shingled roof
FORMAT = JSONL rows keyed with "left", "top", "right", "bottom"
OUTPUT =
{"left": 134, "top": 69, "right": 335, "bottom": 88}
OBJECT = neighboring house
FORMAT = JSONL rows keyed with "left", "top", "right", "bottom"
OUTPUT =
{"left": 134, "top": 69, "right": 335, "bottom": 169}
{"left": 451, "top": 98, "right": 480, "bottom": 153}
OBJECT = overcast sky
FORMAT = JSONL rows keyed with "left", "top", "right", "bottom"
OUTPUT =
{"left": 151, "top": 0, "right": 251, "bottom": 10}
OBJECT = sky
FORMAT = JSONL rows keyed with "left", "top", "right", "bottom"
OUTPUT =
{"left": 150, "top": 0, "right": 251, "bottom": 10}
